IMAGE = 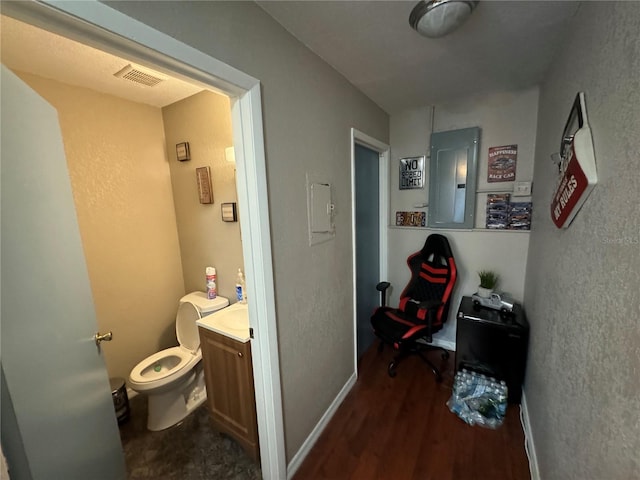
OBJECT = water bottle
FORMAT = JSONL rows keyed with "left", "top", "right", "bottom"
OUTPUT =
{"left": 206, "top": 267, "right": 217, "bottom": 299}
{"left": 449, "top": 369, "right": 508, "bottom": 428}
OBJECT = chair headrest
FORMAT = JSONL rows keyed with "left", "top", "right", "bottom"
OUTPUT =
{"left": 421, "top": 234, "right": 453, "bottom": 259}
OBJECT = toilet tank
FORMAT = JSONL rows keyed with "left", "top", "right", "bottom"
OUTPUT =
{"left": 180, "top": 291, "right": 229, "bottom": 317}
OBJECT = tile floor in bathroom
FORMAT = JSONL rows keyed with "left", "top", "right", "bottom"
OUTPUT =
{"left": 119, "top": 394, "right": 262, "bottom": 480}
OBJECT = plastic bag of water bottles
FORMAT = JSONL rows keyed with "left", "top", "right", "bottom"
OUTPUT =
{"left": 447, "top": 369, "right": 508, "bottom": 429}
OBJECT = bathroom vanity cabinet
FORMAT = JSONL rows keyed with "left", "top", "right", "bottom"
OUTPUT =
{"left": 198, "top": 327, "right": 259, "bottom": 462}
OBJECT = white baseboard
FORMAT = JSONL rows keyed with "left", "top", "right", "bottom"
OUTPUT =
{"left": 520, "top": 391, "right": 540, "bottom": 480}
{"left": 432, "top": 337, "right": 456, "bottom": 352}
{"left": 286, "top": 372, "right": 357, "bottom": 479}
{"left": 416, "top": 337, "right": 456, "bottom": 352}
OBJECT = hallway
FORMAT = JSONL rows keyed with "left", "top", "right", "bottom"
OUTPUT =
{"left": 293, "top": 344, "right": 530, "bottom": 479}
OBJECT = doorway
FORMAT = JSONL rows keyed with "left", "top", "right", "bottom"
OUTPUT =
{"left": 355, "top": 143, "right": 380, "bottom": 359}
{"left": 350, "top": 129, "right": 389, "bottom": 372}
{"left": 1, "top": 2, "right": 285, "bottom": 479}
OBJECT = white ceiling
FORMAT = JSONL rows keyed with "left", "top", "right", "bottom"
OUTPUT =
{"left": 258, "top": 1, "right": 581, "bottom": 113}
{"left": 1, "top": 2, "right": 581, "bottom": 114}
{"left": 0, "top": 15, "right": 204, "bottom": 108}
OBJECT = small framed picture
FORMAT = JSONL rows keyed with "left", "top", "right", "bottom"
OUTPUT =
{"left": 196, "top": 167, "right": 213, "bottom": 204}
{"left": 176, "top": 142, "right": 190, "bottom": 162}
{"left": 221, "top": 202, "right": 237, "bottom": 222}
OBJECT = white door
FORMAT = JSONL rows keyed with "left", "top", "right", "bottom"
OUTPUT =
{"left": 0, "top": 66, "right": 126, "bottom": 479}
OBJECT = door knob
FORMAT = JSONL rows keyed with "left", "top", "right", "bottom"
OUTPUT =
{"left": 94, "top": 331, "right": 113, "bottom": 346}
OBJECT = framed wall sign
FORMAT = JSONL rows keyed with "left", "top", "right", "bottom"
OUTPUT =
{"left": 550, "top": 93, "right": 597, "bottom": 228}
{"left": 488, "top": 145, "right": 517, "bottom": 182}
{"left": 196, "top": 166, "right": 213, "bottom": 204}
{"left": 399, "top": 156, "right": 425, "bottom": 189}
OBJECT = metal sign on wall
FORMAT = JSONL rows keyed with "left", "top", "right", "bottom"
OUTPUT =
{"left": 399, "top": 156, "right": 424, "bottom": 189}
{"left": 550, "top": 92, "right": 598, "bottom": 228}
{"left": 396, "top": 211, "right": 426, "bottom": 227}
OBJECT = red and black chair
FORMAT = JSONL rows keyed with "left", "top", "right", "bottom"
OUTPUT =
{"left": 371, "top": 234, "right": 457, "bottom": 381}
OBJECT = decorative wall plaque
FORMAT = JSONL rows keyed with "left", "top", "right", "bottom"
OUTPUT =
{"left": 196, "top": 166, "right": 213, "bottom": 204}
{"left": 488, "top": 145, "right": 517, "bottom": 183}
{"left": 395, "top": 211, "right": 426, "bottom": 227}
{"left": 399, "top": 156, "right": 425, "bottom": 190}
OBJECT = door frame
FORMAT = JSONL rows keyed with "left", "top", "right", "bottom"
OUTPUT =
{"left": 2, "top": 2, "right": 286, "bottom": 478}
{"left": 350, "top": 128, "right": 389, "bottom": 375}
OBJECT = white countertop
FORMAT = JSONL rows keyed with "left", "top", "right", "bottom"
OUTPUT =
{"left": 196, "top": 302, "right": 250, "bottom": 343}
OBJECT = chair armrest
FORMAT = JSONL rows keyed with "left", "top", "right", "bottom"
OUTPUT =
{"left": 418, "top": 299, "right": 443, "bottom": 311}
{"left": 376, "top": 282, "right": 391, "bottom": 307}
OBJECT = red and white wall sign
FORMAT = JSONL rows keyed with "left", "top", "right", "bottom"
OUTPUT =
{"left": 550, "top": 93, "right": 598, "bottom": 228}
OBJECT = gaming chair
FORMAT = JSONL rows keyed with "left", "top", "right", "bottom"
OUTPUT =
{"left": 371, "top": 234, "right": 457, "bottom": 381}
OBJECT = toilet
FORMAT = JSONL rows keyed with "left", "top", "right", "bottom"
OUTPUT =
{"left": 128, "top": 292, "right": 229, "bottom": 431}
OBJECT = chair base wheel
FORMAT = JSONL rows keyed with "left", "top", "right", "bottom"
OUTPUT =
{"left": 381, "top": 343, "right": 450, "bottom": 382}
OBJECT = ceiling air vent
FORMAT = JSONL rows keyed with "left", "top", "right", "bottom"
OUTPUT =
{"left": 113, "top": 64, "right": 165, "bottom": 87}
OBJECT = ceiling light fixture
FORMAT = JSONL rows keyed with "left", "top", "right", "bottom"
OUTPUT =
{"left": 409, "top": 0, "right": 479, "bottom": 38}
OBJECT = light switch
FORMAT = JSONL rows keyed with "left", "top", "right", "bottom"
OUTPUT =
{"left": 513, "top": 181, "right": 532, "bottom": 197}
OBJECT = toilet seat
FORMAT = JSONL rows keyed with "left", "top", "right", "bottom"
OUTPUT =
{"left": 129, "top": 346, "right": 201, "bottom": 387}
{"left": 129, "top": 301, "right": 203, "bottom": 392}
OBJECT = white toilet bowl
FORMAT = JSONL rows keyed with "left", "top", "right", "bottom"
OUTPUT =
{"left": 129, "top": 292, "right": 229, "bottom": 431}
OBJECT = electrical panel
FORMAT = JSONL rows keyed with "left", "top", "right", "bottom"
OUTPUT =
{"left": 306, "top": 176, "right": 335, "bottom": 246}
{"left": 310, "top": 183, "right": 332, "bottom": 232}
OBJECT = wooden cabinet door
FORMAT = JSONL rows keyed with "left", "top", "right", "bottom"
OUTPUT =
{"left": 199, "top": 327, "right": 259, "bottom": 461}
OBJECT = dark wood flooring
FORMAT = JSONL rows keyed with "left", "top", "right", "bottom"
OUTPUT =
{"left": 293, "top": 343, "right": 530, "bottom": 480}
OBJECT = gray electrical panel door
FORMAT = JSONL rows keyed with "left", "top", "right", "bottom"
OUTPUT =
{"left": 428, "top": 127, "right": 480, "bottom": 229}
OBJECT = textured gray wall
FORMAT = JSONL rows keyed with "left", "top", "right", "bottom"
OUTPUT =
{"left": 524, "top": 3, "right": 640, "bottom": 479}
{"left": 104, "top": 1, "right": 389, "bottom": 460}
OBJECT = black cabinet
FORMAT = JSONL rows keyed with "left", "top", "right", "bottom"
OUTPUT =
{"left": 455, "top": 296, "right": 529, "bottom": 403}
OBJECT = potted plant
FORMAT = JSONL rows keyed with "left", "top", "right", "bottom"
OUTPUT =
{"left": 477, "top": 270, "right": 499, "bottom": 298}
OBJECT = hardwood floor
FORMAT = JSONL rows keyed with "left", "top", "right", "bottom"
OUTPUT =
{"left": 293, "top": 343, "right": 530, "bottom": 480}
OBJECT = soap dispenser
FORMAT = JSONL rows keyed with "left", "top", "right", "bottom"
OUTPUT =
{"left": 235, "top": 268, "right": 246, "bottom": 304}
